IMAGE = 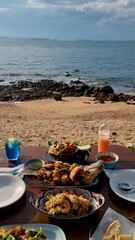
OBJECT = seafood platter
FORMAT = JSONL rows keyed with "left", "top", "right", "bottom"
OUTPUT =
{"left": 28, "top": 159, "right": 105, "bottom": 219}
{"left": 32, "top": 159, "right": 104, "bottom": 187}
{"left": 30, "top": 187, "right": 105, "bottom": 219}
{"left": 24, "top": 140, "right": 105, "bottom": 219}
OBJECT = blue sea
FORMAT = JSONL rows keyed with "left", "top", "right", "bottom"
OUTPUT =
{"left": 0, "top": 38, "right": 135, "bottom": 94}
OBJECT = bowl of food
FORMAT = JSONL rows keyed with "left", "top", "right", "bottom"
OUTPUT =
{"left": 30, "top": 187, "right": 105, "bottom": 219}
{"left": 96, "top": 152, "right": 119, "bottom": 169}
{"left": 47, "top": 140, "right": 91, "bottom": 164}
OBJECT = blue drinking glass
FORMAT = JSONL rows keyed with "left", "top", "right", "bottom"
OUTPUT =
{"left": 5, "top": 138, "right": 20, "bottom": 162}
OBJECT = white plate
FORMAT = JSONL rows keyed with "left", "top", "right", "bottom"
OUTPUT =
{"left": 0, "top": 174, "right": 26, "bottom": 208}
{"left": 109, "top": 169, "right": 135, "bottom": 202}
{"left": 2, "top": 223, "right": 66, "bottom": 240}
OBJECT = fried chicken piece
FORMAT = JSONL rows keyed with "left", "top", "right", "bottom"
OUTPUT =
{"left": 43, "top": 163, "right": 54, "bottom": 170}
{"left": 60, "top": 172, "right": 69, "bottom": 185}
{"left": 54, "top": 161, "right": 70, "bottom": 169}
{"left": 69, "top": 166, "right": 83, "bottom": 182}
{"left": 69, "top": 163, "right": 78, "bottom": 171}
{"left": 53, "top": 169, "right": 61, "bottom": 182}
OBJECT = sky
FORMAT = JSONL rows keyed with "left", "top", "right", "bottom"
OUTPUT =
{"left": 0, "top": 0, "right": 135, "bottom": 41}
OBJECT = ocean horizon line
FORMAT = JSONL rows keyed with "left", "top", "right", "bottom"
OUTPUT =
{"left": 0, "top": 36, "right": 135, "bottom": 42}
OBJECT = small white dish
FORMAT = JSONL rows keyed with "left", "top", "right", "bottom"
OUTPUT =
{"left": 0, "top": 174, "right": 26, "bottom": 208}
{"left": 2, "top": 224, "right": 66, "bottom": 240}
{"left": 109, "top": 169, "right": 135, "bottom": 202}
{"left": 25, "top": 158, "right": 44, "bottom": 170}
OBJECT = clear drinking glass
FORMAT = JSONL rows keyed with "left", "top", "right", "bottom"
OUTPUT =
{"left": 98, "top": 124, "right": 110, "bottom": 153}
{"left": 5, "top": 137, "right": 20, "bottom": 161}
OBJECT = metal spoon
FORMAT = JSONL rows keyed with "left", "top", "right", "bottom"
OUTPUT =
{"left": 118, "top": 182, "right": 135, "bottom": 191}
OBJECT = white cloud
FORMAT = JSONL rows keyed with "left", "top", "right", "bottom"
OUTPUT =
{"left": 0, "top": 0, "right": 134, "bottom": 39}
{"left": 27, "top": 0, "right": 68, "bottom": 9}
{"left": 26, "top": 0, "right": 135, "bottom": 9}
{"left": 27, "top": 0, "right": 48, "bottom": 9}
{"left": 26, "top": 0, "right": 135, "bottom": 25}
{"left": 0, "top": 7, "right": 10, "bottom": 12}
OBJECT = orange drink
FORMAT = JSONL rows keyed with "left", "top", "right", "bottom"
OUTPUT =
{"left": 98, "top": 124, "right": 110, "bottom": 153}
{"left": 98, "top": 135, "right": 109, "bottom": 152}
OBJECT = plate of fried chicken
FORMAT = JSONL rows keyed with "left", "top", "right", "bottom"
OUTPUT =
{"left": 35, "top": 160, "right": 104, "bottom": 187}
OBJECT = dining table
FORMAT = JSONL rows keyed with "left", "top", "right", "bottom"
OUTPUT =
{"left": 0, "top": 144, "right": 135, "bottom": 240}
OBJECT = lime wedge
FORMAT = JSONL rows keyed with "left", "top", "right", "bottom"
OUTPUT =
{"left": 8, "top": 137, "right": 15, "bottom": 142}
{"left": 77, "top": 145, "right": 91, "bottom": 150}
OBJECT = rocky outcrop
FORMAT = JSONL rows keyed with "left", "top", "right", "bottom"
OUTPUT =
{"left": 0, "top": 79, "right": 135, "bottom": 103}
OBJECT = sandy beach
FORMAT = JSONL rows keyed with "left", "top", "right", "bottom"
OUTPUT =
{"left": 0, "top": 97, "right": 135, "bottom": 149}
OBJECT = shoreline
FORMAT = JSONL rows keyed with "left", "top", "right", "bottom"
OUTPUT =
{"left": 0, "top": 79, "right": 135, "bottom": 103}
{"left": 0, "top": 78, "right": 135, "bottom": 96}
{"left": 0, "top": 97, "right": 135, "bottom": 149}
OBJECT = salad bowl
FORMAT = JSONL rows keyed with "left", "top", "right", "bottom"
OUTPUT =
{"left": 47, "top": 140, "right": 91, "bottom": 164}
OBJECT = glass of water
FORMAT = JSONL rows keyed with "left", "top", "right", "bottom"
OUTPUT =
{"left": 5, "top": 137, "right": 21, "bottom": 162}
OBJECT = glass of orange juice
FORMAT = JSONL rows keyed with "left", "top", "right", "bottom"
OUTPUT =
{"left": 98, "top": 124, "right": 110, "bottom": 153}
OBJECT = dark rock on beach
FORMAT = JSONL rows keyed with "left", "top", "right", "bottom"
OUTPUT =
{"left": 0, "top": 79, "right": 135, "bottom": 103}
{"left": 0, "top": 79, "right": 5, "bottom": 83}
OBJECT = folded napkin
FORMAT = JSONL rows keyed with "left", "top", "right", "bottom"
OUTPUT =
{"left": 0, "top": 164, "right": 25, "bottom": 178}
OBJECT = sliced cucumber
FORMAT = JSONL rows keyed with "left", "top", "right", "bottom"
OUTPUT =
{"left": 77, "top": 145, "right": 91, "bottom": 150}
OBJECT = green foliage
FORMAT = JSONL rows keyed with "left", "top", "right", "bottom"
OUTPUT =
{"left": 128, "top": 145, "right": 135, "bottom": 153}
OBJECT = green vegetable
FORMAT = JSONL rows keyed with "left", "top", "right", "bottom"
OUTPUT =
{"left": 2, "top": 233, "right": 15, "bottom": 240}
{"left": 48, "top": 140, "right": 58, "bottom": 146}
{"left": 0, "top": 227, "right": 45, "bottom": 240}
{"left": 7, "top": 138, "right": 21, "bottom": 146}
{"left": 31, "top": 227, "right": 43, "bottom": 239}
{"left": 72, "top": 140, "right": 83, "bottom": 146}
{"left": 48, "top": 139, "right": 83, "bottom": 147}
{"left": 60, "top": 167, "right": 69, "bottom": 172}
{"left": 128, "top": 144, "right": 135, "bottom": 153}
{"left": 28, "top": 229, "right": 36, "bottom": 237}
{"left": 27, "top": 227, "right": 44, "bottom": 239}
